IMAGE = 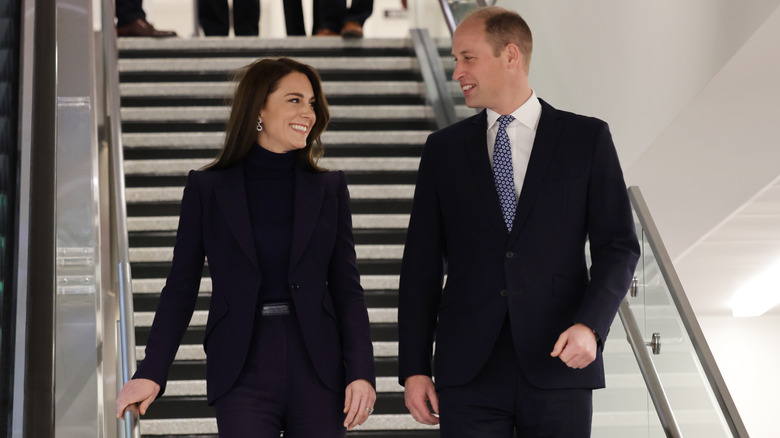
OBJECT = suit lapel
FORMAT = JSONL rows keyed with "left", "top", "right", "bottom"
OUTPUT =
{"left": 465, "top": 110, "right": 510, "bottom": 239}
{"left": 215, "top": 165, "right": 259, "bottom": 271}
{"left": 289, "top": 166, "right": 325, "bottom": 271}
{"left": 509, "top": 99, "right": 562, "bottom": 244}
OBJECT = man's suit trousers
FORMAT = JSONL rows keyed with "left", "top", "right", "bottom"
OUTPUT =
{"left": 198, "top": 0, "right": 259, "bottom": 36}
{"left": 437, "top": 317, "right": 593, "bottom": 438}
{"left": 115, "top": 0, "right": 145, "bottom": 26}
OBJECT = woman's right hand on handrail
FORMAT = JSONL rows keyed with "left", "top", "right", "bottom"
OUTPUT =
{"left": 116, "top": 378, "right": 161, "bottom": 418}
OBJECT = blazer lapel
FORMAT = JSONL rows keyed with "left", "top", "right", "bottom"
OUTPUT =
{"left": 214, "top": 165, "right": 259, "bottom": 271}
{"left": 289, "top": 166, "right": 325, "bottom": 271}
{"left": 509, "top": 99, "right": 562, "bottom": 244}
{"left": 465, "top": 110, "right": 510, "bottom": 238}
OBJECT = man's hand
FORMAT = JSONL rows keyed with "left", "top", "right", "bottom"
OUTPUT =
{"left": 343, "top": 379, "right": 376, "bottom": 430}
{"left": 116, "top": 378, "right": 160, "bottom": 418}
{"left": 403, "top": 374, "right": 439, "bottom": 425}
{"left": 550, "top": 323, "right": 598, "bottom": 369}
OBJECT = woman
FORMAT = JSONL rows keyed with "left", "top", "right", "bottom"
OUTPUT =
{"left": 116, "top": 58, "right": 376, "bottom": 437}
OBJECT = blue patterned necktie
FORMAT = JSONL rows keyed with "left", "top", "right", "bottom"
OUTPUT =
{"left": 493, "top": 115, "right": 516, "bottom": 232}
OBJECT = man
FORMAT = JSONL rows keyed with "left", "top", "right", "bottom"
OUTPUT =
{"left": 398, "top": 6, "right": 640, "bottom": 437}
{"left": 314, "top": 0, "right": 373, "bottom": 37}
{"left": 116, "top": 0, "right": 177, "bottom": 37}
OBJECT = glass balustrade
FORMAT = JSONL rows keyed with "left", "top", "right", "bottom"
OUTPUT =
{"left": 589, "top": 188, "right": 747, "bottom": 437}
{"left": 624, "top": 187, "right": 746, "bottom": 437}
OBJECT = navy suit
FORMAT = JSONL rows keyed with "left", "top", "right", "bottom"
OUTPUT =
{"left": 134, "top": 163, "right": 375, "bottom": 406}
{"left": 399, "top": 100, "right": 640, "bottom": 433}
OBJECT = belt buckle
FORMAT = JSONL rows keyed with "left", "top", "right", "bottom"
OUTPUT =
{"left": 261, "top": 303, "right": 291, "bottom": 316}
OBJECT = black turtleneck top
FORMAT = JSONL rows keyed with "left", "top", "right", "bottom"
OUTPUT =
{"left": 243, "top": 142, "right": 296, "bottom": 303}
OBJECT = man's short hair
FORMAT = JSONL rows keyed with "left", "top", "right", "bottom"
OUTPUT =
{"left": 466, "top": 6, "right": 533, "bottom": 70}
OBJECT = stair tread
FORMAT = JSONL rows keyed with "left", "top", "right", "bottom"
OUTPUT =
{"left": 122, "top": 131, "right": 432, "bottom": 148}
{"left": 125, "top": 184, "right": 414, "bottom": 203}
{"left": 120, "top": 81, "right": 447, "bottom": 98}
{"left": 124, "top": 157, "right": 421, "bottom": 175}
{"left": 117, "top": 36, "right": 448, "bottom": 52}
{"left": 119, "top": 57, "right": 429, "bottom": 73}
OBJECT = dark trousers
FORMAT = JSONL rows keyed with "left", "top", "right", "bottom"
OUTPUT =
{"left": 115, "top": 0, "right": 145, "bottom": 26}
{"left": 317, "top": 0, "right": 373, "bottom": 32}
{"left": 198, "top": 0, "right": 259, "bottom": 36}
{"left": 437, "top": 318, "right": 593, "bottom": 438}
{"left": 283, "top": 0, "right": 320, "bottom": 36}
{"left": 214, "top": 312, "right": 346, "bottom": 437}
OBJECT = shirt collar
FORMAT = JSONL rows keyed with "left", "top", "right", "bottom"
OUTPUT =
{"left": 486, "top": 90, "right": 542, "bottom": 131}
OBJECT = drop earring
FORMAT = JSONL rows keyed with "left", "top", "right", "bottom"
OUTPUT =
{"left": 257, "top": 117, "right": 263, "bottom": 132}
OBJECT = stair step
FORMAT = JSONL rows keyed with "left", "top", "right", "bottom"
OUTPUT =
{"left": 135, "top": 308, "right": 397, "bottom": 328}
{"left": 126, "top": 185, "right": 414, "bottom": 203}
{"left": 116, "top": 36, "right": 435, "bottom": 53}
{"left": 129, "top": 245, "right": 403, "bottom": 263}
{"left": 128, "top": 214, "right": 410, "bottom": 232}
{"left": 131, "top": 276, "right": 399, "bottom": 294}
{"left": 119, "top": 57, "right": 430, "bottom": 74}
{"left": 124, "top": 157, "right": 421, "bottom": 176}
{"left": 136, "top": 342, "right": 399, "bottom": 361}
{"left": 139, "top": 414, "right": 440, "bottom": 435}
{"left": 123, "top": 131, "right": 431, "bottom": 149}
{"left": 120, "top": 81, "right": 444, "bottom": 99}
{"left": 121, "top": 105, "right": 441, "bottom": 123}
{"left": 156, "top": 357, "right": 401, "bottom": 381}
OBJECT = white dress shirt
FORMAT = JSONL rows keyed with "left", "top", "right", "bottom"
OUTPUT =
{"left": 486, "top": 91, "right": 542, "bottom": 203}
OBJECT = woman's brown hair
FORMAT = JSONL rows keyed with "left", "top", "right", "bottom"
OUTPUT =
{"left": 203, "top": 57, "right": 330, "bottom": 171}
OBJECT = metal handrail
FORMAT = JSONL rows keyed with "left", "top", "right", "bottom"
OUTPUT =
{"left": 410, "top": 28, "right": 457, "bottom": 129}
{"left": 100, "top": 0, "right": 140, "bottom": 436}
{"left": 438, "top": 0, "right": 457, "bottom": 35}
{"left": 628, "top": 186, "right": 750, "bottom": 437}
{"left": 618, "top": 299, "right": 683, "bottom": 437}
{"left": 438, "top": 0, "right": 499, "bottom": 35}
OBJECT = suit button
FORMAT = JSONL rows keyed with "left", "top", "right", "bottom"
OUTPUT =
{"left": 499, "top": 289, "right": 507, "bottom": 297}
{"left": 505, "top": 251, "right": 514, "bottom": 259}
{"left": 290, "top": 282, "right": 300, "bottom": 291}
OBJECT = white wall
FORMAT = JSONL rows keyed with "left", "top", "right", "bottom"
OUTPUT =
{"left": 504, "top": 0, "right": 780, "bottom": 169}
{"left": 699, "top": 315, "right": 780, "bottom": 437}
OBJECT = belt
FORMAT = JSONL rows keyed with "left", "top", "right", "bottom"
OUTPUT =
{"left": 258, "top": 302, "right": 293, "bottom": 317}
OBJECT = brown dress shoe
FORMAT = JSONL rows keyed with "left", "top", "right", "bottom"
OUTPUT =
{"left": 117, "top": 18, "right": 177, "bottom": 38}
{"left": 314, "top": 28, "right": 339, "bottom": 36}
{"left": 340, "top": 21, "right": 363, "bottom": 38}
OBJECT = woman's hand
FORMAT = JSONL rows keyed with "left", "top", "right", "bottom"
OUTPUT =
{"left": 343, "top": 378, "right": 376, "bottom": 430}
{"left": 116, "top": 378, "right": 161, "bottom": 418}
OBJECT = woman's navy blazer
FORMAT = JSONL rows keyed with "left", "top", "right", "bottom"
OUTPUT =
{"left": 133, "top": 163, "right": 376, "bottom": 404}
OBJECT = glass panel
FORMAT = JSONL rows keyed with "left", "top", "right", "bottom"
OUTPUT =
{"left": 592, "top": 211, "right": 660, "bottom": 437}
{"left": 633, "top": 224, "right": 734, "bottom": 437}
{"left": 617, "top": 188, "right": 743, "bottom": 437}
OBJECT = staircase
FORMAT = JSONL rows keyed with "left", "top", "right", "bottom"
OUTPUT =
{"left": 119, "top": 36, "right": 464, "bottom": 437}
{"left": 118, "top": 36, "right": 726, "bottom": 438}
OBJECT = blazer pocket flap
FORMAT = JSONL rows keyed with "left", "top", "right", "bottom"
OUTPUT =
{"left": 204, "top": 294, "right": 229, "bottom": 346}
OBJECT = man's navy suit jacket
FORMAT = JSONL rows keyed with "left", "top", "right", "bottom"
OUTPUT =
{"left": 134, "top": 163, "right": 375, "bottom": 404}
{"left": 398, "top": 99, "right": 640, "bottom": 390}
